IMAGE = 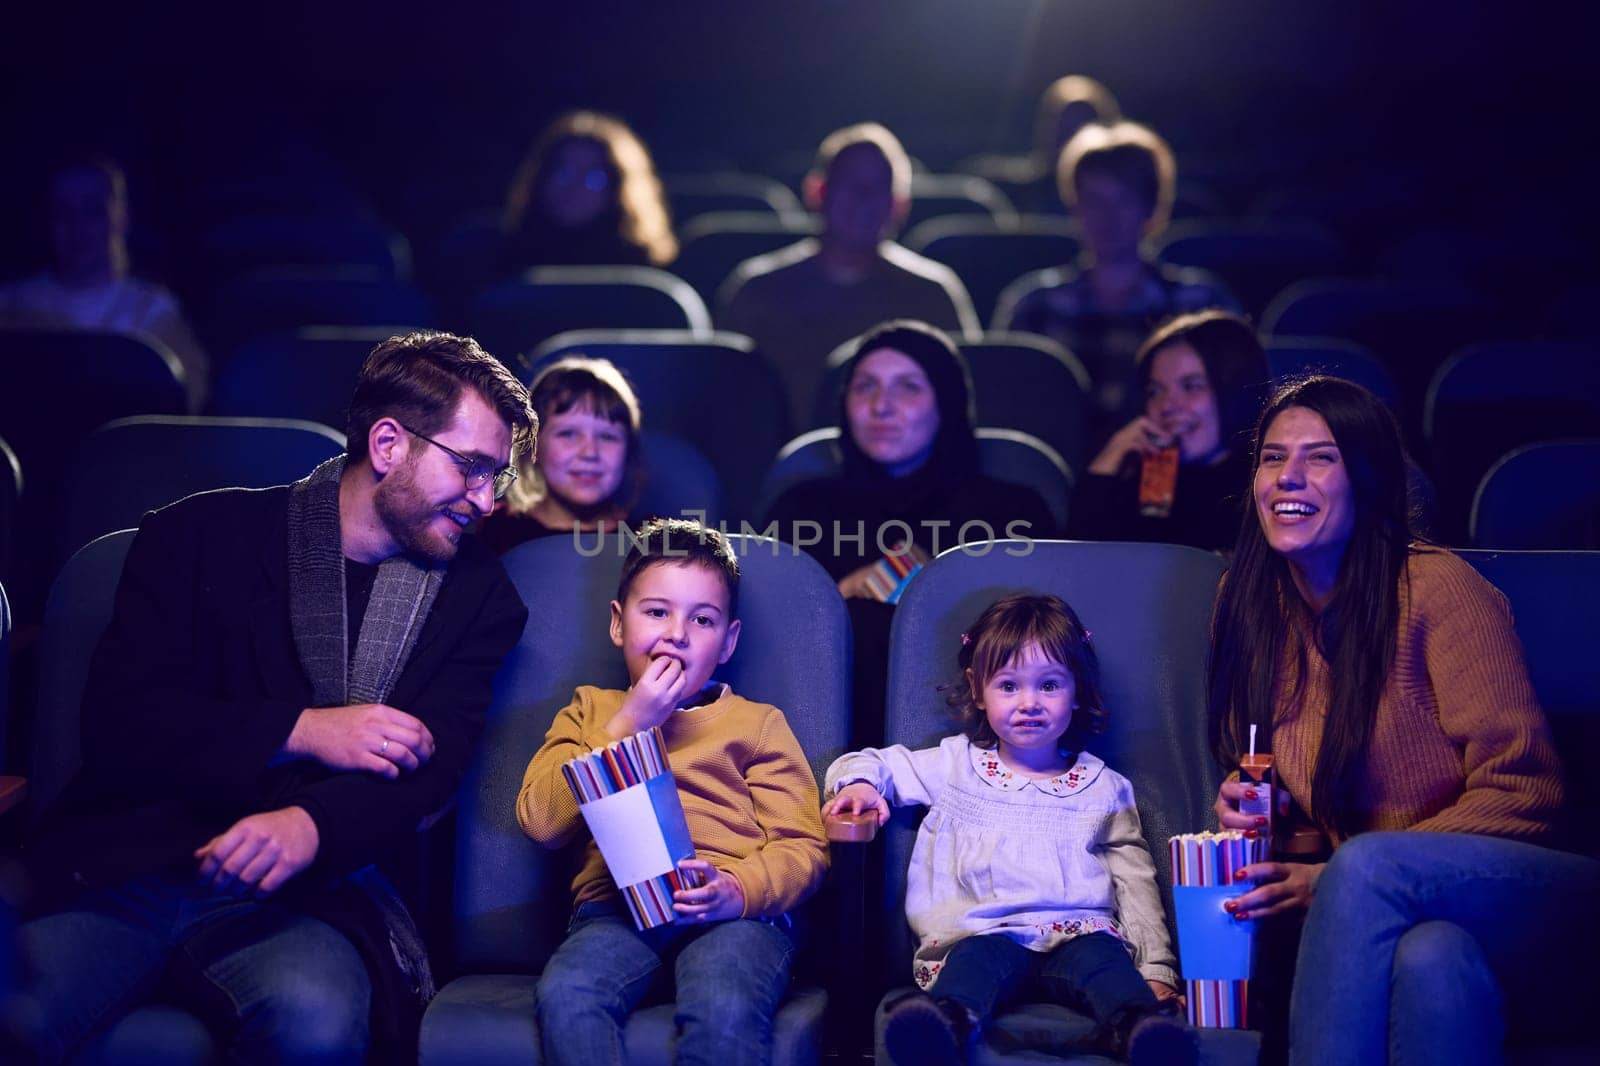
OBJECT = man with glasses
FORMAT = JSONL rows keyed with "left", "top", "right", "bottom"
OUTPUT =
{"left": 9, "top": 331, "right": 535, "bottom": 1064}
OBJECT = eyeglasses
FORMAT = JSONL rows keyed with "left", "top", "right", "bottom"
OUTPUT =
{"left": 401, "top": 424, "right": 517, "bottom": 500}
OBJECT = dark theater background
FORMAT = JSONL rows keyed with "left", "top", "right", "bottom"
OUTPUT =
{"left": 1, "top": 2, "right": 1598, "bottom": 1063}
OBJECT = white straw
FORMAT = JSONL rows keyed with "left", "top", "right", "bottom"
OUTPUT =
{"left": 1248, "top": 724, "right": 1257, "bottom": 760}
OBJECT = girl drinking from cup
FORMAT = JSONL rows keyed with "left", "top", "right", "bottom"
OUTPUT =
{"left": 824, "top": 593, "right": 1194, "bottom": 1066}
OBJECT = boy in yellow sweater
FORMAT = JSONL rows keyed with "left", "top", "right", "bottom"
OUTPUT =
{"left": 517, "top": 518, "right": 828, "bottom": 1066}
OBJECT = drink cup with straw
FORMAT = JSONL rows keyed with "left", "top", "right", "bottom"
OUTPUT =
{"left": 1238, "top": 723, "right": 1275, "bottom": 843}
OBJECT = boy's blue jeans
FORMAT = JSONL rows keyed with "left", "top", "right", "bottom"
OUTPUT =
{"left": 7, "top": 871, "right": 370, "bottom": 1064}
{"left": 930, "top": 930, "right": 1156, "bottom": 1026}
{"left": 1290, "top": 831, "right": 1600, "bottom": 1066}
{"left": 536, "top": 898, "right": 798, "bottom": 1066}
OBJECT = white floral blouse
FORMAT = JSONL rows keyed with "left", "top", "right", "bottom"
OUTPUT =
{"left": 826, "top": 735, "right": 1179, "bottom": 991}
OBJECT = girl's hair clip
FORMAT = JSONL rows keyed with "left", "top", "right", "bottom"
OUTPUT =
{"left": 960, "top": 632, "right": 972, "bottom": 646}
{"left": 1082, "top": 629, "right": 1093, "bottom": 644}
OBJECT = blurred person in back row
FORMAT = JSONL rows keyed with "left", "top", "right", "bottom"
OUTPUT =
{"left": 995, "top": 121, "right": 1236, "bottom": 432}
{"left": 0, "top": 154, "right": 209, "bottom": 410}
{"left": 956, "top": 74, "right": 1123, "bottom": 213}
{"left": 500, "top": 110, "right": 678, "bottom": 272}
{"left": 719, "top": 123, "right": 979, "bottom": 427}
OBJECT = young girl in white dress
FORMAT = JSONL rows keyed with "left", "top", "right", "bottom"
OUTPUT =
{"left": 824, "top": 593, "right": 1195, "bottom": 1065}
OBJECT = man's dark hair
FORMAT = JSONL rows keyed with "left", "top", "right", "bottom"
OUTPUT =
{"left": 616, "top": 518, "right": 741, "bottom": 619}
{"left": 346, "top": 331, "right": 536, "bottom": 464}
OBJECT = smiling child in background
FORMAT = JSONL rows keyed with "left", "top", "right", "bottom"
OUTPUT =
{"left": 481, "top": 356, "right": 642, "bottom": 552}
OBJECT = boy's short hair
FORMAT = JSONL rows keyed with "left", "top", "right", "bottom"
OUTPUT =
{"left": 616, "top": 518, "right": 741, "bottom": 618}
{"left": 1057, "top": 120, "right": 1176, "bottom": 234}
{"left": 810, "top": 122, "right": 912, "bottom": 201}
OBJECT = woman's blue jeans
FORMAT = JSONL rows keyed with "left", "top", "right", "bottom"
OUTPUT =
{"left": 1289, "top": 831, "right": 1600, "bottom": 1066}
{"left": 7, "top": 871, "right": 370, "bottom": 1065}
{"left": 535, "top": 899, "right": 798, "bottom": 1066}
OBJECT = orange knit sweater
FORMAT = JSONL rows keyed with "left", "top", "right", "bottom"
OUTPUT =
{"left": 516, "top": 685, "right": 828, "bottom": 917}
{"left": 1272, "top": 548, "right": 1564, "bottom": 844}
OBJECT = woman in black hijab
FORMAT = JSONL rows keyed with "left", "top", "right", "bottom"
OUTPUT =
{"left": 764, "top": 320, "right": 1055, "bottom": 745}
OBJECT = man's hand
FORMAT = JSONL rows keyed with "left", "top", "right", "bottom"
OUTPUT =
{"left": 195, "top": 806, "right": 320, "bottom": 896}
{"left": 283, "top": 703, "right": 435, "bottom": 778}
{"left": 673, "top": 858, "right": 745, "bottom": 923}
{"left": 607, "top": 656, "right": 688, "bottom": 739}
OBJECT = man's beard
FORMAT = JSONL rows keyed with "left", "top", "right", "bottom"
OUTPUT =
{"left": 374, "top": 459, "right": 463, "bottom": 564}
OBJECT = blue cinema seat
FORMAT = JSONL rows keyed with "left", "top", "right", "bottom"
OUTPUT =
{"left": 907, "top": 214, "right": 1081, "bottom": 327}
{"left": 468, "top": 266, "right": 712, "bottom": 363}
{"left": 26, "top": 530, "right": 219, "bottom": 1063}
{"left": 902, "top": 173, "right": 1018, "bottom": 233}
{"left": 757, "top": 427, "right": 1073, "bottom": 535}
{"left": 859, "top": 541, "right": 1259, "bottom": 1065}
{"left": 1470, "top": 440, "right": 1600, "bottom": 550}
{"left": 527, "top": 329, "right": 790, "bottom": 522}
{"left": 200, "top": 213, "right": 413, "bottom": 282}
{"left": 676, "top": 211, "right": 818, "bottom": 305}
{"left": 1452, "top": 550, "right": 1600, "bottom": 1065}
{"left": 62, "top": 416, "right": 345, "bottom": 563}
{"left": 206, "top": 267, "right": 436, "bottom": 358}
{"left": 631, "top": 431, "right": 726, "bottom": 529}
{"left": 1425, "top": 341, "right": 1600, "bottom": 542}
{"left": 1155, "top": 219, "right": 1349, "bottom": 321}
{"left": 664, "top": 173, "right": 808, "bottom": 228}
{"left": 1264, "top": 336, "right": 1398, "bottom": 410}
{"left": 418, "top": 533, "right": 852, "bottom": 1065}
{"left": 0, "top": 328, "right": 189, "bottom": 615}
{"left": 211, "top": 326, "right": 391, "bottom": 427}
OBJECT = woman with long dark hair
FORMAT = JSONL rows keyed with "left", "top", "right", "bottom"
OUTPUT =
{"left": 1208, "top": 376, "right": 1594, "bottom": 1064}
{"left": 501, "top": 111, "right": 677, "bottom": 270}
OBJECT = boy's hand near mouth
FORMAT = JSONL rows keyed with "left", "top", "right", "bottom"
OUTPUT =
{"left": 608, "top": 653, "right": 688, "bottom": 737}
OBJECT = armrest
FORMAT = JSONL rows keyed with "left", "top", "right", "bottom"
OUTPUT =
{"left": 824, "top": 809, "right": 879, "bottom": 844}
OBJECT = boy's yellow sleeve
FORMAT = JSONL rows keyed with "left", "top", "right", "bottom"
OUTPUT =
{"left": 516, "top": 686, "right": 619, "bottom": 848}
{"left": 720, "top": 708, "right": 829, "bottom": 917}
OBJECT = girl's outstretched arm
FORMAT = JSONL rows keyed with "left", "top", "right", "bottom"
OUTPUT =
{"left": 823, "top": 738, "right": 957, "bottom": 809}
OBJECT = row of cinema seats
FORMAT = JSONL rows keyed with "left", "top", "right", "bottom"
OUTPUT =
{"left": 190, "top": 193, "right": 1599, "bottom": 348}
{"left": 196, "top": 159, "right": 1592, "bottom": 327}
{"left": 3, "top": 534, "right": 1596, "bottom": 1063}
{"left": 2, "top": 378, "right": 1596, "bottom": 628}
{"left": 3, "top": 321, "right": 1597, "bottom": 585}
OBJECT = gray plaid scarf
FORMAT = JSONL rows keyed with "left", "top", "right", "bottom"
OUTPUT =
{"left": 284, "top": 454, "right": 444, "bottom": 1047}
{"left": 286, "top": 455, "right": 444, "bottom": 707}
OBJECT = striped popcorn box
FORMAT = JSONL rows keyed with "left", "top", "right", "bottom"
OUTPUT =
{"left": 563, "top": 726, "right": 704, "bottom": 930}
{"left": 1167, "top": 830, "right": 1267, "bottom": 1028}
{"left": 863, "top": 540, "right": 932, "bottom": 605}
